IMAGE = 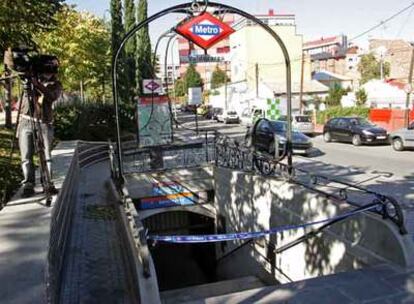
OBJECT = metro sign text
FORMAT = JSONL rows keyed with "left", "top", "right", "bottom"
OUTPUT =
{"left": 176, "top": 12, "right": 235, "bottom": 50}
{"left": 193, "top": 24, "right": 220, "bottom": 35}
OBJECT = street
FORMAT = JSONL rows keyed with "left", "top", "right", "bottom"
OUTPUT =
{"left": 177, "top": 112, "right": 414, "bottom": 205}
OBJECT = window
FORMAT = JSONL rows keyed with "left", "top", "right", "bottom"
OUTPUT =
{"left": 270, "top": 121, "right": 287, "bottom": 132}
{"left": 329, "top": 118, "right": 339, "bottom": 126}
{"left": 295, "top": 116, "right": 312, "bottom": 123}
{"left": 242, "top": 108, "right": 250, "bottom": 117}
{"left": 338, "top": 119, "right": 348, "bottom": 128}
{"left": 258, "top": 120, "right": 270, "bottom": 132}
{"left": 179, "top": 49, "right": 188, "bottom": 56}
{"left": 217, "top": 46, "right": 230, "bottom": 54}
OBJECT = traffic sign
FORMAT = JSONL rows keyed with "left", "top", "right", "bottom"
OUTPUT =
{"left": 188, "top": 87, "right": 202, "bottom": 105}
{"left": 143, "top": 79, "right": 162, "bottom": 94}
{"left": 175, "top": 12, "right": 235, "bottom": 50}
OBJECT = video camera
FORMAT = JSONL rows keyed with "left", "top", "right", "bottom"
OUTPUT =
{"left": 10, "top": 48, "right": 59, "bottom": 76}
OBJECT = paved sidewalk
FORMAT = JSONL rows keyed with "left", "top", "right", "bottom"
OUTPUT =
{"left": 0, "top": 141, "right": 76, "bottom": 304}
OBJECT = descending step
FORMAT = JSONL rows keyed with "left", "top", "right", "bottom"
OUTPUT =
{"left": 160, "top": 276, "right": 266, "bottom": 304}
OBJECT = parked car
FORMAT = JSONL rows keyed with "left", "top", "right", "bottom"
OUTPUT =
{"left": 212, "top": 107, "right": 223, "bottom": 121}
{"left": 389, "top": 122, "right": 414, "bottom": 151}
{"left": 203, "top": 106, "right": 214, "bottom": 119}
{"left": 184, "top": 104, "right": 197, "bottom": 113}
{"left": 246, "top": 118, "right": 313, "bottom": 156}
{"left": 323, "top": 117, "right": 388, "bottom": 146}
{"left": 217, "top": 110, "right": 240, "bottom": 124}
{"left": 279, "top": 114, "right": 315, "bottom": 136}
{"left": 174, "top": 104, "right": 183, "bottom": 112}
{"left": 240, "top": 108, "right": 252, "bottom": 126}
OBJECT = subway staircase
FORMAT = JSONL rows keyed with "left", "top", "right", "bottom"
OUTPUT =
{"left": 160, "top": 276, "right": 266, "bottom": 304}
{"left": 160, "top": 263, "right": 413, "bottom": 304}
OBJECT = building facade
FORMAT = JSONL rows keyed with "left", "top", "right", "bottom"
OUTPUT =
{"left": 304, "top": 35, "right": 362, "bottom": 89}
{"left": 369, "top": 39, "right": 414, "bottom": 83}
{"left": 303, "top": 35, "right": 348, "bottom": 75}
{"left": 229, "top": 10, "right": 312, "bottom": 95}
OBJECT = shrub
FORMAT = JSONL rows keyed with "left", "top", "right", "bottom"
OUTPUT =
{"left": 54, "top": 101, "right": 135, "bottom": 141}
{"left": 355, "top": 88, "right": 368, "bottom": 106}
{"left": 316, "top": 106, "right": 370, "bottom": 124}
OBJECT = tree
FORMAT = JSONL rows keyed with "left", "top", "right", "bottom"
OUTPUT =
{"left": 0, "top": 0, "right": 63, "bottom": 52}
{"left": 358, "top": 53, "right": 390, "bottom": 84}
{"left": 110, "top": 0, "right": 130, "bottom": 104}
{"left": 210, "top": 65, "right": 229, "bottom": 89}
{"left": 184, "top": 63, "right": 203, "bottom": 90}
{"left": 124, "top": 0, "right": 136, "bottom": 95}
{"left": 110, "top": 0, "right": 124, "bottom": 59}
{"left": 35, "top": 6, "right": 111, "bottom": 101}
{"left": 136, "top": 0, "right": 154, "bottom": 94}
{"left": 355, "top": 88, "right": 368, "bottom": 106}
{"left": 174, "top": 78, "right": 186, "bottom": 97}
{"left": 0, "top": 0, "right": 63, "bottom": 128}
{"left": 325, "top": 84, "right": 347, "bottom": 107}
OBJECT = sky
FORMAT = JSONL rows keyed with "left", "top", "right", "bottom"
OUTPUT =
{"left": 66, "top": 0, "right": 414, "bottom": 45}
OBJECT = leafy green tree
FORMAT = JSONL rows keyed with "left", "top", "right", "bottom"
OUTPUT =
{"left": 210, "top": 65, "right": 229, "bottom": 89}
{"left": 325, "top": 84, "right": 347, "bottom": 107}
{"left": 355, "top": 88, "right": 368, "bottom": 106}
{"left": 184, "top": 63, "right": 203, "bottom": 90}
{"left": 136, "top": 0, "right": 154, "bottom": 94}
{"left": 35, "top": 7, "right": 111, "bottom": 101}
{"left": 124, "top": 0, "right": 136, "bottom": 95}
{"left": 358, "top": 53, "right": 390, "bottom": 84}
{"left": 0, "top": 0, "right": 63, "bottom": 128}
{"left": 174, "top": 78, "right": 186, "bottom": 97}
{"left": 0, "top": 0, "right": 63, "bottom": 52}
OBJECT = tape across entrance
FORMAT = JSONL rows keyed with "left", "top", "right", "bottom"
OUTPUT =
{"left": 175, "top": 12, "right": 235, "bottom": 50}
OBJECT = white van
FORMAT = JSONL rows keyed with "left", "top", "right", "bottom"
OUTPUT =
{"left": 240, "top": 107, "right": 265, "bottom": 126}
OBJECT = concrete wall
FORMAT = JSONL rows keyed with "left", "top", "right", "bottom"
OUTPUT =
{"left": 214, "top": 167, "right": 414, "bottom": 284}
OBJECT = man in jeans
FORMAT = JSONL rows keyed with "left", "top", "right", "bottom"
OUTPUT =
{"left": 18, "top": 57, "right": 62, "bottom": 197}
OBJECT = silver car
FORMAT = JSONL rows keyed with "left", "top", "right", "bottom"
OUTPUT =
{"left": 389, "top": 122, "right": 414, "bottom": 151}
{"left": 279, "top": 114, "right": 315, "bottom": 136}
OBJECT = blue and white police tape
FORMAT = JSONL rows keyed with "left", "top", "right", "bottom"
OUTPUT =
{"left": 148, "top": 203, "right": 379, "bottom": 244}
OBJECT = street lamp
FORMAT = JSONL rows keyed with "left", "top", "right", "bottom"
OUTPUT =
{"left": 375, "top": 46, "right": 387, "bottom": 81}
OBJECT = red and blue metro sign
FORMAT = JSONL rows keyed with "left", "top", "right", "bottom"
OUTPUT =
{"left": 175, "top": 12, "right": 235, "bottom": 50}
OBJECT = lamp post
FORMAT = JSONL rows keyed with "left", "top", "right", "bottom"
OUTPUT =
{"left": 404, "top": 45, "right": 414, "bottom": 128}
{"left": 376, "top": 46, "right": 387, "bottom": 81}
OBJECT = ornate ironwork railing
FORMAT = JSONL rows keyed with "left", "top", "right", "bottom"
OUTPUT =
{"left": 213, "top": 134, "right": 407, "bottom": 235}
{"left": 122, "top": 131, "right": 216, "bottom": 175}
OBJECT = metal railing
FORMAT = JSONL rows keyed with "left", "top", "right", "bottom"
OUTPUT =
{"left": 122, "top": 131, "right": 216, "bottom": 175}
{"left": 213, "top": 134, "right": 407, "bottom": 235}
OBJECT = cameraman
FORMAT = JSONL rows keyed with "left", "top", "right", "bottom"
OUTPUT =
{"left": 18, "top": 57, "right": 62, "bottom": 197}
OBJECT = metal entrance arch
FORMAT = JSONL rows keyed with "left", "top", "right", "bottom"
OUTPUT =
{"left": 112, "top": 0, "right": 293, "bottom": 181}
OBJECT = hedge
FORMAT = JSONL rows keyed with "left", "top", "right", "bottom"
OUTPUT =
{"left": 316, "top": 106, "right": 370, "bottom": 124}
{"left": 54, "top": 102, "right": 135, "bottom": 141}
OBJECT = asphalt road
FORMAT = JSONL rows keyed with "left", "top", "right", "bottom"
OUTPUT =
{"left": 306, "top": 136, "right": 414, "bottom": 180}
{"left": 177, "top": 112, "right": 414, "bottom": 187}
